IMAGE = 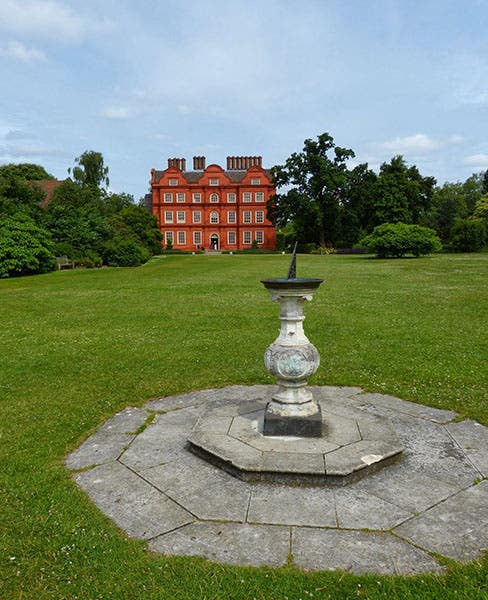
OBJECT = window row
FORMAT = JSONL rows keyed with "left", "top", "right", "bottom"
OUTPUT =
{"left": 164, "top": 230, "right": 265, "bottom": 246}
{"left": 167, "top": 178, "right": 262, "bottom": 187}
{"left": 162, "top": 192, "right": 265, "bottom": 203}
{"left": 164, "top": 210, "right": 266, "bottom": 224}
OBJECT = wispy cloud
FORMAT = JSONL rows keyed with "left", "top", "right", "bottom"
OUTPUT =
{"left": 0, "top": 0, "right": 113, "bottom": 43}
{"left": 0, "top": 0, "right": 84, "bottom": 41}
{"left": 101, "top": 106, "right": 131, "bottom": 120}
{"left": 374, "top": 133, "right": 465, "bottom": 156}
{"left": 0, "top": 143, "right": 71, "bottom": 159}
{"left": 463, "top": 153, "right": 488, "bottom": 168}
{"left": 0, "top": 40, "right": 46, "bottom": 63}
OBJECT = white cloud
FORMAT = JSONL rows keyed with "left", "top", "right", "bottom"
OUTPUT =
{"left": 0, "top": 0, "right": 113, "bottom": 43}
{"left": 378, "top": 134, "right": 441, "bottom": 154}
{"left": 0, "top": 40, "right": 46, "bottom": 63}
{"left": 463, "top": 153, "right": 488, "bottom": 168}
{"left": 101, "top": 106, "right": 130, "bottom": 120}
{"left": 0, "top": 0, "right": 84, "bottom": 41}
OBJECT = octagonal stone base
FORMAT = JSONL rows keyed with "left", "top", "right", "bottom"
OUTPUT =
{"left": 188, "top": 397, "right": 403, "bottom": 486}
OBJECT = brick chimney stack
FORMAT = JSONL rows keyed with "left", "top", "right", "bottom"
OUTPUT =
{"left": 226, "top": 156, "right": 263, "bottom": 170}
{"left": 193, "top": 156, "right": 206, "bottom": 170}
{"left": 167, "top": 158, "right": 186, "bottom": 171}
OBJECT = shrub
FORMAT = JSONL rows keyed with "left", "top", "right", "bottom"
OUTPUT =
{"left": 0, "top": 214, "right": 56, "bottom": 277}
{"left": 360, "top": 222, "right": 441, "bottom": 258}
{"left": 101, "top": 238, "right": 150, "bottom": 267}
{"left": 450, "top": 218, "right": 487, "bottom": 252}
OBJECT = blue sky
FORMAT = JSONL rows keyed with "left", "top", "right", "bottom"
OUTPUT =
{"left": 1, "top": 0, "right": 487, "bottom": 199}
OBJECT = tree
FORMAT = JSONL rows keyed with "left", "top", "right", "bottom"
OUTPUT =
{"left": 360, "top": 222, "right": 441, "bottom": 258}
{"left": 0, "top": 173, "right": 45, "bottom": 221}
{"left": 0, "top": 163, "right": 54, "bottom": 181}
{"left": 483, "top": 170, "right": 488, "bottom": 195}
{"left": 69, "top": 150, "right": 109, "bottom": 190}
{"left": 370, "top": 156, "right": 436, "bottom": 227}
{"left": 0, "top": 213, "right": 55, "bottom": 277}
{"left": 340, "top": 163, "right": 378, "bottom": 245}
{"left": 269, "top": 133, "right": 355, "bottom": 247}
{"left": 450, "top": 218, "right": 487, "bottom": 252}
{"left": 473, "top": 194, "right": 488, "bottom": 224}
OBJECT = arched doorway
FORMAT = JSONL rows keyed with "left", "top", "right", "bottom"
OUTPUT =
{"left": 210, "top": 234, "right": 219, "bottom": 250}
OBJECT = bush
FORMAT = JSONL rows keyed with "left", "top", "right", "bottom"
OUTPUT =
{"left": 0, "top": 214, "right": 56, "bottom": 277}
{"left": 450, "top": 218, "right": 487, "bottom": 252}
{"left": 360, "top": 222, "right": 441, "bottom": 258}
{"left": 76, "top": 250, "right": 103, "bottom": 268}
{"left": 101, "top": 238, "right": 150, "bottom": 267}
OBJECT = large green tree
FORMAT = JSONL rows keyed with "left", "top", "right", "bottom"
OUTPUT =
{"left": 370, "top": 156, "right": 436, "bottom": 227}
{"left": 69, "top": 150, "right": 109, "bottom": 190}
{"left": 0, "top": 213, "right": 55, "bottom": 277}
{"left": 0, "top": 163, "right": 54, "bottom": 181}
{"left": 269, "top": 133, "right": 355, "bottom": 246}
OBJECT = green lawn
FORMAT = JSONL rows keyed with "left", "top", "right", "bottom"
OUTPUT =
{"left": 1, "top": 253, "right": 488, "bottom": 599}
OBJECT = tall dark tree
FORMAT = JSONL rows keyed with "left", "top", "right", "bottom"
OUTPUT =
{"left": 482, "top": 169, "right": 488, "bottom": 196}
{"left": 269, "top": 133, "right": 355, "bottom": 246}
{"left": 340, "top": 163, "right": 378, "bottom": 244}
{"left": 69, "top": 150, "right": 109, "bottom": 190}
{"left": 371, "top": 156, "right": 436, "bottom": 227}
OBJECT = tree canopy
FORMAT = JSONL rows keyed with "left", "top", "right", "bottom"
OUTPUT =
{"left": 0, "top": 153, "right": 161, "bottom": 276}
{"left": 69, "top": 150, "right": 110, "bottom": 190}
{"left": 269, "top": 133, "right": 355, "bottom": 247}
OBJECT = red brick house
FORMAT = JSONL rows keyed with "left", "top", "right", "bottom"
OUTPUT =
{"left": 148, "top": 155, "right": 276, "bottom": 251}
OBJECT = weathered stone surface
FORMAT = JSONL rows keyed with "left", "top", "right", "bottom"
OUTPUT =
{"left": 141, "top": 457, "right": 251, "bottom": 522}
{"left": 248, "top": 485, "right": 336, "bottom": 527}
{"left": 74, "top": 461, "right": 193, "bottom": 539}
{"left": 354, "top": 463, "right": 460, "bottom": 513}
{"left": 334, "top": 487, "right": 413, "bottom": 530}
{"left": 394, "top": 481, "right": 488, "bottom": 562}
{"left": 310, "top": 386, "right": 363, "bottom": 402}
{"left": 446, "top": 419, "right": 488, "bottom": 477}
{"left": 66, "top": 430, "right": 134, "bottom": 470}
{"left": 154, "top": 405, "right": 203, "bottom": 432}
{"left": 356, "top": 392, "right": 458, "bottom": 423}
{"left": 69, "top": 386, "right": 488, "bottom": 573}
{"left": 119, "top": 429, "right": 188, "bottom": 471}
{"left": 192, "top": 415, "right": 233, "bottom": 434}
{"left": 292, "top": 528, "right": 444, "bottom": 574}
{"left": 325, "top": 439, "right": 403, "bottom": 478}
{"left": 99, "top": 406, "right": 150, "bottom": 434}
{"left": 261, "top": 451, "right": 325, "bottom": 475}
{"left": 188, "top": 431, "right": 264, "bottom": 471}
{"left": 149, "top": 522, "right": 290, "bottom": 567}
{"left": 386, "top": 414, "right": 481, "bottom": 487}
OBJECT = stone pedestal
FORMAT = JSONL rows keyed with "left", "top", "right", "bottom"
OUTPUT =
{"left": 261, "top": 278, "right": 323, "bottom": 437}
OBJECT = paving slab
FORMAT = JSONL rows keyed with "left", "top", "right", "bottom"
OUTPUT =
{"left": 67, "top": 385, "right": 488, "bottom": 574}
{"left": 353, "top": 463, "right": 460, "bottom": 513}
{"left": 119, "top": 429, "right": 189, "bottom": 471}
{"left": 446, "top": 419, "right": 488, "bottom": 477}
{"left": 141, "top": 456, "right": 251, "bottom": 522}
{"left": 394, "top": 480, "right": 488, "bottom": 562}
{"left": 334, "top": 487, "right": 413, "bottom": 530}
{"left": 356, "top": 392, "right": 458, "bottom": 423}
{"left": 292, "top": 528, "right": 444, "bottom": 574}
{"left": 74, "top": 461, "right": 194, "bottom": 539}
{"left": 376, "top": 411, "right": 481, "bottom": 487}
{"left": 248, "top": 485, "right": 337, "bottom": 527}
{"left": 149, "top": 522, "right": 290, "bottom": 567}
{"left": 99, "top": 406, "right": 151, "bottom": 433}
{"left": 66, "top": 430, "right": 135, "bottom": 470}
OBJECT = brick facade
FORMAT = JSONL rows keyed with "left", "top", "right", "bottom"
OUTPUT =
{"left": 149, "top": 155, "right": 276, "bottom": 251}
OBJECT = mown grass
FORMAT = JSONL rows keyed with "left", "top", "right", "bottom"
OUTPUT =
{"left": 1, "top": 253, "right": 488, "bottom": 599}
